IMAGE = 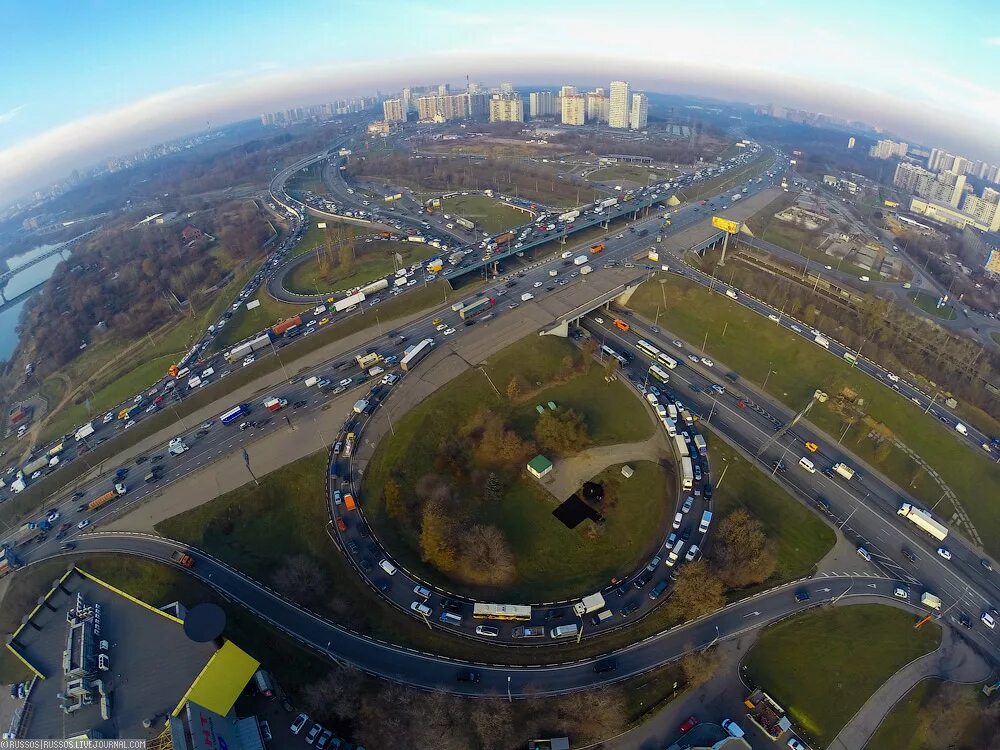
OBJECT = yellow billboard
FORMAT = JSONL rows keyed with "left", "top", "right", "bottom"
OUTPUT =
{"left": 883, "top": 200, "right": 899, "bottom": 208}
{"left": 712, "top": 216, "right": 739, "bottom": 234}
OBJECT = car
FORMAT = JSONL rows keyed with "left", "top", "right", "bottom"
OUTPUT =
{"left": 259, "top": 720, "right": 272, "bottom": 742}
{"left": 982, "top": 610, "right": 997, "bottom": 629}
{"left": 316, "top": 730, "right": 332, "bottom": 750}
{"left": 435, "top": 323, "right": 447, "bottom": 331}
{"left": 411, "top": 601, "right": 432, "bottom": 617}
{"left": 77, "top": 519, "right": 90, "bottom": 530}
{"left": 982, "top": 559, "right": 994, "bottom": 572}
{"left": 678, "top": 716, "right": 700, "bottom": 734}
{"left": 620, "top": 601, "right": 640, "bottom": 617}
{"left": 893, "top": 586, "right": 908, "bottom": 599}
{"left": 124, "top": 419, "right": 136, "bottom": 429}
{"left": 958, "top": 613, "right": 973, "bottom": 629}
{"left": 290, "top": 714, "right": 309, "bottom": 735}
{"left": 443, "top": 328, "right": 456, "bottom": 336}
{"left": 413, "top": 585, "right": 431, "bottom": 598}
{"left": 681, "top": 496, "right": 694, "bottom": 513}
{"left": 46, "top": 510, "right": 60, "bottom": 523}
{"left": 336, "top": 517, "right": 347, "bottom": 532}
{"left": 671, "top": 339, "right": 683, "bottom": 348}
{"left": 338, "top": 378, "right": 352, "bottom": 387}
{"left": 475, "top": 624, "right": 500, "bottom": 637}
{"left": 787, "top": 738, "right": 807, "bottom": 750}
{"left": 700, "top": 357, "right": 714, "bottom": 367}
{"left": 305, "top": 723, "right": 322, "bottom": 745}
{"left": 857, "top": 546, "right": 872, "bottom": 562}
{"left": 804, "top": 441, "right": 819, "bottom": 453}
{"left": 794, "top": 589, "right": 811, "bottom": 602}
{"left": 533, "top": 281, "right": 543, "bottom": 288}
{"left": 710, "top": 384, "right": 725, "bottom": 395}
{"left": 685, "top": 545, "right": 700, "bottom": 562}
{"left": 333, "top": 441, "right": 343, "bottom": 454}
{"left": 937, "top": 546, "right": 952, "bottom": 561}
{"left": 243, "top": 355, "right": 255, "bottom": 367}
{"left": 456, "top": 670, "right": 481, "bottom": 683}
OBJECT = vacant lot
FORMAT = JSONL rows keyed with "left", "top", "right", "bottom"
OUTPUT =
{"left": 440, "top": 194, "right": 533, "bottom": 234}
{"left": 627, "top": 273, "right": 1000, "bottom": 557}
{"left": 362, "top": 334, "right": 662, "bottom": 601}
{"left": 745, "top": 605, "right": 941, "bottom": 747}
{"left": 284, "top": 239, "right": 435, "bottom": 295}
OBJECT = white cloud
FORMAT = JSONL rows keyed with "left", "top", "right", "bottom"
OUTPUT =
{"left": 986, "top": 37, "right": 1000, "bottom": 45}
{"left": 0, "top": 105, "right": 25, "bottom": 126}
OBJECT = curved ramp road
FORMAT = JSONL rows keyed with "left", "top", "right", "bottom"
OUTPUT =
{"left": 49, "top": 531, "right": 925, "bottom": 695}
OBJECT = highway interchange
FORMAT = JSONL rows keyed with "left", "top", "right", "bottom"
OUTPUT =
{"left": 3, "top": 137, "right": 999, "bottom": 696}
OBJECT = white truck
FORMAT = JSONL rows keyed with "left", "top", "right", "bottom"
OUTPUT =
{"left": 573, "top": 255, "right": 589, "bottom": 266}
{"left": 897, "top": 503, "right": 948, "bottom": 541}
{"left": 693, "top": 434, "right": 707, "bottom": 455}
{"left": 353, "top": 399, "right": 370, "bottom": 414}
{"left": 75, "top": 422, "right": 95, "bottom": 442}
{"left": 573, "top": 592, "right": 606, "bottom": 617}
{"left": 580, "top": 265, "right": 593, "bottom": 275}
{"left": 920, "top": 592, "right": 942, "bottom": 610}
{"left": 814, "top": 334, "right": 830, "bottom": 349}
{"left": 168, "top": 437, "right": 189, "bottom": 456}
{"left": 681, "top": 456, "right": 693, "bottom": 490}
{"left": 832, "top": 462, "right": 855, "bottom": 480}
{"left": 731, "top": 193, "right": 742, "bottom": 202}
{"left": 699, "top": 510, "right": 713, "bottom": 534}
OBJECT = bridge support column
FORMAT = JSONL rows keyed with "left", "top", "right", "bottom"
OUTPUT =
{"left": 539, "top": 319, "right": 570, "bottom": 338}
{"left": 615, "top": 283, "right": 640, "bottom": 307}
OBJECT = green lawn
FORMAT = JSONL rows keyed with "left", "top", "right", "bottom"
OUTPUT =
{"left": 707, "top": 439, "right": 835, "bottom": 585}
{"left": 210, "top": 286, "right": 310, "bottom": 353}
{"left": 284, "top": 240, "right": 436, "bottom": 295}
{"left": 588, "top": 165, "right": 669, "bottom": 185}
{"left": 908, "top": 290, "right": 957, "bottom": 320}
{"left": 440, "top": 194, "right": 532, "bottom": 234}
{"left": 992, "top": 331, "right": 1000, "bottom": 345}
{"left": 362, "top": 334, "right": 660, "bottom": 601}
{"left": 759, "top": 224, "right": 874, "bottom": 280}
{"left": 865, "top": 678, "right": 986, "bottom": 750}
{"left": 627, "top": 273, "right": 1000, "bottom": 557}
{"left": 745, "top": 605, "right": 941, "bottom": 747}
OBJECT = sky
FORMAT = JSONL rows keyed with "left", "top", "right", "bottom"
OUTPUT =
{"left": 1, "top": 0, "right": 999, "bottom": 205}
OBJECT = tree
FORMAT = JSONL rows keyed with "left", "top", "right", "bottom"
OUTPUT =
{"left": 484, "top": 471, "right": 503, "bottom": 503}
{"left": 667, "top": 560, "right": 725, "bottom": 621}
{"left": 301, "top": 668, "right": 361, "bottom": 722}
{"left": 680, "top": 646, "right": 720, "bottom": 689}
{"left": 338, "top": 230, "right": 354, "bottom": 273}
{"left": 420, "top": 499, "right": 458, "bottom": 570}
{"left": 506, "top": 375, "right": 524, "bottom": 401}
{"left": 604, "top": 356, "right": 620, "bottom": 379}
{"left": 272, "top": 555, "right": 329, "bottom": 605}
{"left": 460, "top": 525, "right": 515, "bottom": 585}
{"left": 384, "top": 477, "right": 405, "bottom": 520}
{"left": 535, "top": 408, "right": 589, "bottom": 454}
{"left": 580, "top": 337, "right": 598, "bottom": 372}
{"left": 712, "top": 509, "right": 776, "bottom": 589}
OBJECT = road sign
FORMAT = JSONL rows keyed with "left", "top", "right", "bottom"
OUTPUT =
{"left": 711, "top": 216, "right": 740, "bottom": 234}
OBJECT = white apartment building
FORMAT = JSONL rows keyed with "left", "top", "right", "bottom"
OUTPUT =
{"left": 489, "top": 93, "right": 524, "bottom": 123}
{"left": 561, "top": 94, "right": 586, "bottom": 126}
{"left": 586, "top": 90, "right": 609, "bottom": 123}
{"left": 609, "top": 80, "right": 631, "bottom": 129}
{"left": 382, "top": 98, "right": 405, "bottom": 123}
{"left": 529, "top": 91, "right": 555, "bottom": 118}
{"left": 629, "top": 92, "right": 648, "bottom": 130}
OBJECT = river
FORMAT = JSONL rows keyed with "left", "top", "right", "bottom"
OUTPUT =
{"left": 0, "top": 243, "right": 70, "bottom": 363}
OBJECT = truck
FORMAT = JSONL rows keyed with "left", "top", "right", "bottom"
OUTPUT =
{"left": 334, "top": 292, "right": 365, "bottom": 312}
{"left": 118, "top": 404, "right": 141, "bottom": 421}
{"left": 343, "top": 493, "right": 357, "bottom": 511}
{"left": 699, "top": 510, "right": 713, "bottom": 534}
{"left": 342, "top": 432, "right": 356, "bottom": 458}
{"left": 897, "top": 503, "right": 948, "bottom": 541}
{"left": 573, "top": 255, "right": 589, "bottom": 266}
{"left": 272, "top": 315, "right": 303, "bottom": 337}
{"left": 693, "top": 434, "right": 707, "bottom": 455}
{"left": 0, "top": 545, "right": 20, "bottom": 578}
{"left": 456, "top": 217, "right": 475, "bottom": 230}
{"left": 356, "top": 351, "right": 381, "bottom": 369}
{"left": 673, "top": 434, "right": 689, "bottom": 459}
{"left": 731, "top": 193, "right": 742, "bottom": 202}
{"left": 407, "top": 235, "right": 426, "bottom": 243}
{"left": 88, "top": 484, "right": 126, "bottom": 512}
{"left": 459, "top": 297, "right": 495, "bottom": 320}
{"left": 599, "top": 197, "right": 619, "bottom": 209}
{"left": 572, "top": 592, "right": 606, "bottom": 617}
{"left": 360, "top": 278, "right": 389, "bottom": 295}
{"left": 832, "top": 462, "right": 855, "bottom": 480}
{"left": 394, "top": 276, "right": 407, "bottom": 287}
{"left": 813, "top": 334, "right": 830, "bottom": 349}
{"left": 168, "top": 437, "right": 189, "bottom": 456}
{"left": 558, "top": 210, "right": 580, "bottom": 222}
{"left": 681, "top": 456, "right": 694, "bottom": 490}
{"left": 23, "top": 456, "right": 50, "bottom": 476}
{"left": 171, "top": 550, "right": 195, "bottom": 567}
{"left": 494, "top": 231, "right": 515, "bottom": 246}
{"left": 400, "top": 338, "right": 434, "bottom": 371}
{"left": 512, "top": 625, "right": 546, "bottom": 639}
{"left": 263, "top": 398, "right": 288, "bottom": 412}
{"left": 75, "top": 422, "right": 95, "bottom": 442}
{"left": 579, "top": 265, "right": 593, "bottom": 275}
{"left": 353, "top": 399, "right": 370, "bottom": 414}
{"left": 426, "top": 259, "right": 444, "bottom": 273}
{"left": 920, "top": 592, "right": 942, "bottom": 610}
{"left": 590, "top": 243, "right": 605, "bottom": 254}
{"left": 228, "top": 332, "right": 274, "bottom": 363}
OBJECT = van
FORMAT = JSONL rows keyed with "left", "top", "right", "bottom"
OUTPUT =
{"left": 439, "top": 611, "right": 463, "bottom": 626}
{"left": 722, "top": 719, "right": 745, "bottom": 738}
{"left": 591, "top": 609, "right": 613, "bottom": 626}
{"left": 798, "top": 456, "right": 816, "bottom": 473}
{"left": 666, "top": 539, "right": 685, "bottom": 567}
{"left": 378, "top": 559, "right": 397, "bottom": 576}
{"left": 955, "top": 423, "right": 968, "bottom": 436}
{"left": 253, "top": 669, "right": 275, "bottom": 698}
{"left": 667, "top": 404, "right": 678, "bottom": 420}
{"left": 649, "top": 580, "right": 669, "bottom": 600}
{"left": 550, "top": 624, "right": 580, "bottom": 639}
{"left": 725, "top": 289, "right": 738, "bottom": 299}
{"left": 304, "top": 376, "right": 319, "bottom": 388}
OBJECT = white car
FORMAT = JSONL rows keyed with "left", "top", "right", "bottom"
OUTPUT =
{"left": 857, "top": 546, "right": 872, "bottom": 562}
{"left": 443, "top": 328, "right": 456, "bottom": 336}
{"left": 47, "top": 510, "right": 60, "bottom": 523}
{"left": 768, "top": 314, "right": 780, "bottom": 322}
{"left": 594, "top": 317, "right": 604, "bottom": 324}
{"left": 982, "top": 610, "right": 997, "bottom": 629}
{"left": 685, "top": 544, "right": 700, "bottom": 562}
{"left": 411, "top": 601, "right": 432, "bottom": 617}
{"left": 790, "top": 325, "right": 802, "bottom": 333}
{"left": 338, "top": 378, "right": 352, "bottom": 387}
{"left": 124, "top": 420, "right": 136, "bottom": 429}
{"left": 700, "top": 357, "right": 714, "bottom": 367}
{"left": 77, "top": 519, "right": 90, "bottom": 530}
{"left": 103, "top": 412, "right": 114, "bottom": 424}
{"left": 687, "top": 354, "right": 700, "bottom": 363}
{"left": 893, "top": 587, "right": 908, "bottom": 599}
{"left": 290, "top": 714, "right": 309, "bottom": 736}
{"left": 242, "top": 355, "right": 255, "bottom": 367}
{"left": 435, "top": 323, "right": 447, "bottom": 331}
{"left": 533, "top": 281, "right": 543, "bottom": 288}
{"left": 787, "top": 738, "right": 807, "bottom": 750}
{"left": 937, "top": 546, "right": 952, "bottom": 561}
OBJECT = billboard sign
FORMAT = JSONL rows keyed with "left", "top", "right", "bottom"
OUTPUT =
{"left": 711, "top": 216, "right": 739, "bottom": 234}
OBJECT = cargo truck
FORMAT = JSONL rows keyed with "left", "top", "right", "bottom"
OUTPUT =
{"left": 558, "top": 210, "right": 580, "bottom": 222}
{"left": 456, "top": 217, "right": 475, "bottom": 230}
{"left": 681, "top": 457, "right": 694, "bottom": 490}
{"left": 360, "top": 278, "right": 389, "bottom": 295}
{"left": 75, "top": 422, "right": 95, "bottom": 442}
{"left": 731, "top": 194, "right": 742, "bottom": 202}
{"left": 458, "top": 297, "right": 495, "bottom": 320}
{"left": 353, "top": 399, "right": 369, "bottom": 414}
{"left": 580, "top": 265, "right": 593, "bottom": 275}
{"left": 334, "top": 292, "right": 365, "bottom": 312}
{"left": 168, "top": 437, "right": 189, "bottom": 455}
{"left": 400, "top": 338, "right": 434, "bottom": 371}
{"left": 88, "top": 484, "right": 127, "bottom": 511}
{"left": 263, "top": 398, "right": 288, "bottom": 412}
{"left": 494, "top": 231, "right": 515, "bottom": 245}
{"left": 342, "top": 432, "right": 356, "bottom": 458}
{"left": 228, "top": 332, "right": 273, "bottom": 362}
{"left": 699, "top": 510, "right": 713, "bottom": 533}
{"left": 171, "top": 550, "right": 195, "bottom": 567}
{"left": 693, "top": 434, "right": 707, "bottom": 455}
{"left": 590, "top": 243, "right": 605, "bottom": 254}
{"left": 833, "top": 462, "right": 855, "bottom": 480}
{"left": 599, "top": 198, "right": 619, "bottom": 209}
{"left": 920, "top": 592, "right": 942, "bottom": 610}
{"left": 897, "top": 503, "right": 948, "bottom": 541}
{"left": 356, "top": 352, "right": 381, "bottom": 368}
{"left": 573, "top": 255, "right": 589, "bottom": 265}
{"left": 573, "top": 592, "right": 606, "bottom": 616}
{"left": 813, "top": 334, "right": 830, "bottom": 349}
{"left": 271, "top": 315, "right": 302, "bottom": 337}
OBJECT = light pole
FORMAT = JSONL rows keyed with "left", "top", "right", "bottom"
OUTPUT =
{"left": 714, "top": 459, "right": 730, "bottom": 489}
{"left": 507, "top": 675, "right": 512, "bottom": 703}
{"left": 762, "top": 365, "right": 776, "bottom": 390}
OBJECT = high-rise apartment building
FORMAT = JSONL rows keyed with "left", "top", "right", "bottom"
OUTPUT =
{"left": 869, "top": 139, "right": 908, "bottom": 159}
{"left": 529, "top": 91, "right": 555, "bottom": 118}
{"left": 489, "top": 94, "right": 524, "bottom": 123}
{"left": 467, "top": 82, "right": 482, "bottom": 95}
{"left": 416, "top": 94, "right": 470, "bottom": 122}
{"left": 629, "top": 92, "right": 649, "bottom": 130}
{"left": 468, "top": 93, "right": 489, "bottom": 119}
{"left": 894, "top": 162, "right": 966, "bottom": 208}
{"left": 560, "top": 85, "right": 577, "bottom": 98}
{"left": 586, "top": 90, "right": 609, "bottom": 123}
{"left": 401, "top": 88, "right": 412, "bottom": 112}
{"left": 500, "top": 81, "right": 515, "bottom": 94}
{"left": 561, "top": 94, "right": 586, "bottom": 126}
{"left": 382, "top": 98, "right": 406, "bottom": 123}
{"left": 437, "top": 83, "right": 450, "bottom": 97}
{"left": 609, "top": 81, "right": 631, "bottom": 128}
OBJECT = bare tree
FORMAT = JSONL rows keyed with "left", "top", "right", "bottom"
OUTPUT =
{"left": 272, "top": 555, "right": 328, "bottom": 605}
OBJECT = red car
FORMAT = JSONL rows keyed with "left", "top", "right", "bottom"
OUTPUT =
{"left": 678, "top": 715, "right": 700, "bottom": 734}
{"left": 154, "top": 395, "right": 165, "bottom": 405}
{"left": 336, "top": 517, "right": 347, "bottom": 532}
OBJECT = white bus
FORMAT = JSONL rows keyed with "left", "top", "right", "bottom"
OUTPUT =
{"left": 636, "top": 339, "right": 661, "bottom": 359}
{"left": 472, "top": 603, "right": 532, "bottom": 621}
{"left": 648, "top": 364, "right": 671, "bottom": 383}
{"left": 600, "top": 345, "right": 627, "bottom": 366}
{"left": 657, "top": 353, "right": 678, "bottom": 370}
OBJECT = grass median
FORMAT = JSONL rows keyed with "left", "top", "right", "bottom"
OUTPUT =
{"left": 627, "top": 273, "right": 1000, "bottom": 556}
{"left": 744, "top": 604, "right": 941, "bottom": 747}
{"left": 284, "top": 240, "right": 436, "bottom": 295}
{"left": 440, "top": 194, "right": 533, "bottom": 234}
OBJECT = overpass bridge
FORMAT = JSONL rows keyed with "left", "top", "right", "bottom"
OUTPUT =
{"left": 1, "top": 244, "right": 73, "bottom": 290}
{"left": 539, "top": 275, "right": 648, "bottom": 337}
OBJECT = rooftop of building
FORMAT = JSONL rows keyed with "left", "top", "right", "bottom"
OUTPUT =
{"left": 6, "top": 567, "right": 238, "bottom": 741}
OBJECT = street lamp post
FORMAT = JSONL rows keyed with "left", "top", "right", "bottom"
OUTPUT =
{"left": 763, "top": 365, "right": 776, "bottom": 390}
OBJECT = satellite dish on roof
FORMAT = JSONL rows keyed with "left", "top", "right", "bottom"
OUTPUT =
{"left": 183, "top": 603, "right": 226, "bottom": 644}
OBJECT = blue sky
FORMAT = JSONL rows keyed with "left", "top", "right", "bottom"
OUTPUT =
{"left": 1, "top": 0, "right": 998, "bottom": 202}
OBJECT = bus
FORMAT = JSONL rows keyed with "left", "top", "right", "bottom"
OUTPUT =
{"left": 600, "top": 345, "right": 627, "bottom": 366}
{"left": 649, "top": 364, "right": 671, "bottom": 383}
{"left": 473, "top": 603, "right": 532, "bottom": 621}
{"left": 657, "top": 353, "right": 678, "bottom": 370}
{"left": 636, "top": 340, "right": 661, "bottom": 359}
{"left": 220, "top": 404, "right": 250, "bottom": 425}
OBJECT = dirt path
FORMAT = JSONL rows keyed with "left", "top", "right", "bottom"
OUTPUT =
{"left": 542, "top": 431, "right": 669, "bottom": 502}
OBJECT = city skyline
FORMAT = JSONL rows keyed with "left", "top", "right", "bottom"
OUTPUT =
{"left": 1, "top": 0, "right": 999, "bottom": 202}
